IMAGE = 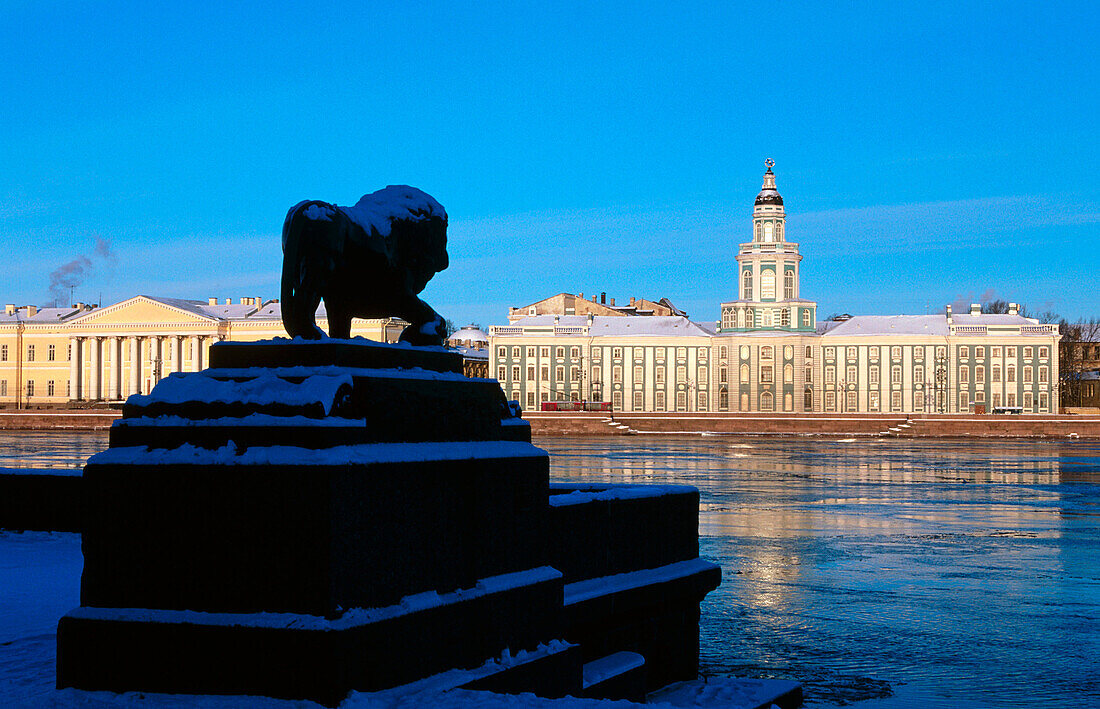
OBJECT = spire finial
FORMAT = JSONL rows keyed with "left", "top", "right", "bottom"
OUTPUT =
{"left": 764, "top": 158, "right": 774, "bottom": 172}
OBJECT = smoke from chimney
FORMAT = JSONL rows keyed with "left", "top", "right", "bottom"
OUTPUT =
{"left": 48, "top": 236, "right": 114, "bottom": 307}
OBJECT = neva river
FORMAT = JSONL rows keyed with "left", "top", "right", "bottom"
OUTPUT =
{"left": 2, "top": 432, "right": 1099, "bottom": 708}
{"left": 537, "top": 436, "right": 1100, "bottom": 709}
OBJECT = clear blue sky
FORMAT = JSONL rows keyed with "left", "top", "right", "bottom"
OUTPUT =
{"left": 3, "top": 1, "right": 1098, "bottom": 326}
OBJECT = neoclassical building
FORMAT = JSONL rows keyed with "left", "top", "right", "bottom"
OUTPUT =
{"left": 0, "top": 296, "right": 404, "bottom": 406}
{"left": 489, "top": 163, "right": 1061, "bottom": 414}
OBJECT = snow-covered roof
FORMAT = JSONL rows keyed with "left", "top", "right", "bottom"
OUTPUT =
{"left": 498, "top": 315, "right": 712, "bottom": 337}
{"left": 822, "top": 315, "right": 950, "bottom": 337}
{"left": 0, "top": 306, "right": 90, "bottom": 323}
{"left": 951, "top": 313, "right": 1038, "bottom": 327}
{"left": 449, "top": 326, "right": 489, "bottom": 344}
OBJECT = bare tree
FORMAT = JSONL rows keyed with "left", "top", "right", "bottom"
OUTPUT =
{"left": 1059, "top": 317, "right": 1100, "bottom": 408}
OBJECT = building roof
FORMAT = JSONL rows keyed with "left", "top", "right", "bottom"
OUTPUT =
{"left": 497, "top": 315, "right": 713, "bottom": 337}
{"left": 449, "top": 325, "right": 489, "bottom": 344}
{"left": 755, "top": 164, "right": 783, "bottom": 206}
{"left": 0, "top": 306, "right": 91, "bottom": 323}
{"left": 822, "top": 315, "right": 950, "bottom": 337}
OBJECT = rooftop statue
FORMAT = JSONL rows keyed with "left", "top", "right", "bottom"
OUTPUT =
{"left": 280, "top": 186, "right": 449, "bottom": 345}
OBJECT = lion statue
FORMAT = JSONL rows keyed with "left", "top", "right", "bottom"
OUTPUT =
{"left": 280, "top": 185, "right": 449, "bottom": 345}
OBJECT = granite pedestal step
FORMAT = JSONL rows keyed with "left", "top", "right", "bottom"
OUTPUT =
{"left": 57, "top": 566, "right": 566, "bottom": 706}
{"left": 209, "top": 338, "right": 463, "bottom": 373}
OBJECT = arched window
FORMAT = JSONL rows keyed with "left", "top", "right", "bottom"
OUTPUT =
{"left": 784, "top": 392, "right": 793, "bottom": 411}
{"left": 776, "top": 222, "right": 783, "bottom": 241}
{"left": 740, "top": 363, "right": 750, "bottom": 384}
{"left": 746, "top": 310, "right": 755, "bottom": 328}
{"left": 761, "top": 346, "right": 774, "bottom": 360}
{"left": 761, "top": 391, "right": 774, "bottom": 411}
{"left": 743, "top": 270, "right": 753, "bottom": 300}
{"left": 764, "top": 222, "right": 774, "bottom": 242}
{"left": 720, "top": 346, "right": 728, "bottom": 359}
{"left": 754, "top": 221, "right": 761, "bottom": 241}
{"left": 784, "top": 364, "right": 793, "bottom": 383}
{"left": 719, "top": 389, "right": 729, "bottom": 410}
{"left": 784, "top": 271, "right": 794, "bottom": 299}
{"left": 762, "top": 270, "right": 776, "bottom": 299}
{"left": 804, "top": 388, "right": 813, "bottom": 411}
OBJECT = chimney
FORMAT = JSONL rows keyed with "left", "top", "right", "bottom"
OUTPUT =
{"left": 224, "top": 298, "right": 231, "bottom": 305}
{"left": 600, "top": 292, "right": 606, "bottom": 304}
{"left": 609, "top": 297, "right": 615, "bottom": 306}
{"left": 208, "top": 297, "right": 218, "bottom": 306}
{"left": 577, "top": 292, "right": 584, "bottom": 300}
{"left": 970, "top": 303, "right": 981, "bottom": 316}
{"left": 945, "top": 304, "right": 952, "bottom": 324}
{"left": 4, "top": 304, "right": 13, "bottom": 315}
{"left": 629, "top": 296, "right": 636, "bottom": 306}
{"left": 1009, "top": 302, "right": 1019, "bottom": 315}
{"left": 26, "top": 305, "right": 37, "bottom": 317}
{"left": 592, "top": 295, "right": 597, "bottom": 303}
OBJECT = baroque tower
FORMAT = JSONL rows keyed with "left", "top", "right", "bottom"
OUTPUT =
{"left": 719, "top": 160, "right": 817, "bottom": 332}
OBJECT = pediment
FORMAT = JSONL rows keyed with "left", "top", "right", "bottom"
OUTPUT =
{"left": 68, "top": 297, "right": 218, "bottom": 327}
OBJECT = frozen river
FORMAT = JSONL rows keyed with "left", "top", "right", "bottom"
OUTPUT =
{"left": 537, "top": 436, "right": 1100, "bottom": 709}
{"left": 2, "top": 432, "right": 1099, "bottom": 707}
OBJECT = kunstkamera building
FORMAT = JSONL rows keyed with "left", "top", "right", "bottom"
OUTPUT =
{"left": 489, "top": 163, "right": 1061, "bottom": 414}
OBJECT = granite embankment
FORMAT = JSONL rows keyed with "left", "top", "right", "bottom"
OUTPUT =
{"left": 0, "top": 410, "right": 120, "bottom": 430}
{"left": 526, "top": 411, "right": 1100, "bottom": 438}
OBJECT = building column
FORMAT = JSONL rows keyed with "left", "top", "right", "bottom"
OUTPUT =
{"left": 191, "top": 336, "right": 203, "bottom": 372}
{"left": 107, "top": 337, "right": 121, "bottom": 400}
{"left": 172, "top": 336, "right": 183, "bottom": 374}
{"left": 150, "top": 337, "right": 162, "bottom": 391}
{"left": 128, "top": 337, "right": 140, "bottom": 397}
{"left": 87, "top": 337, "right": 101, "bottom": 401}
{"left": 69, "top": 337, "right": 82, "bottom": 402}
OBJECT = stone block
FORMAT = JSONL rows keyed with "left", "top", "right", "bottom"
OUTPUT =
{"left": 209, "top": 339, "right": 462, "bottom": 373}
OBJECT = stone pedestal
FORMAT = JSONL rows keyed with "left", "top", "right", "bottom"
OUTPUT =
{"left": 57, "top": 338, "right": 720, "bottom": 704}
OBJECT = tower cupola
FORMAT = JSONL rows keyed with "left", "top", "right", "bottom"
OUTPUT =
{"left": 754, "top": 158, "right": 784, "bottom": 206}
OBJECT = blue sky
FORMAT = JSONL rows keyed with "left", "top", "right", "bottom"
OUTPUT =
{"left": 2, "top": 1, "right": 1097, "bottom": 327}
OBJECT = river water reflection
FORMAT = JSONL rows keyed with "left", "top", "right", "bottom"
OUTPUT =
{"left": 3, "top": 433, "right": 1098, "bottom": 707}
{"left": 538, "top": 436, "right": 1100, "bottom": 709}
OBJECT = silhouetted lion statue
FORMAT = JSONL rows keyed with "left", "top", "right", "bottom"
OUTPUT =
{"left": 280, "top": 185, "right": 449, "bottom": 345}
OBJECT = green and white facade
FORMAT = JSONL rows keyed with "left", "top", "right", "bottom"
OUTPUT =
{"left": 490, "top": 164, "right": 1061, "bottom": 414}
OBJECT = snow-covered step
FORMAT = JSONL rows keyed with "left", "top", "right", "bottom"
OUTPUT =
{"left": 650, "top": 677, "right": 803, "bottom": 709}
{"left": 581, "top": 651, "right": 646, "bottom": 702}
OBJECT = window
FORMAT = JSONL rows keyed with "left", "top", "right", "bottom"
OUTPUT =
{"left": 847, "top": 365, "right": 857, "bottom": 383}
{"left": 738, "top": 310, "right": 746, "bottom": 328}
{"left": 1039, "top": 392, "right": 1049, "bottom": 409}
{"left": 1023, "top": 391, "right": 1033, "bottom": 409}
{"left": 555, "top": 347, "right": 564, "bottom": 358}
{"left": 613, "top": 366, "right": 622, "bottom": 383}
{"left": 870, "top": 347, "right": 880, "bottom": 363}
{"left": 497, "top": 346, "right": 507, "bottom": 358}
{"left": 740, "top": 364, "right": 750, "bottom": 384}
{"left": 612, "top": 347, "right": 622, "bottom": 359}
{"left": 1023, "top": 347, "right": 1033, "bottom": 359}
{"left": 763, "top": 310, "right": 773, "bottom": 327}
{"left": 27, "top": 345, "right": 34, "bottom": 362}
{"left": 1024, "top": 366, "right": 1033, "bottom": 383}
{"left": 527, "top": 366, "right": 535, "bottom": 380}
{"left": 825, "top": 367, "right": 835, "bottom": 385}
{"left": 914, "top": 365, "right": 924, "bottom": 383}
{"left": 805, "top": 346, "right": 812, "bottom": 359}
{"left": 634, "top": 391, "right": 644, "bottom": 410}
{"left": 526, "top": 392, "right": 535, "bottom": 409}
{"left": 542, "top": 366, "right": 550, "bottom": 380}
{"left": 959, "top": 392, "right": 969, "bottom": 410}
{"left": 869, "top": 391, "right": 880, "bottom": 411}
{"left": 571, "top": 366, "right": 580, "bottom": 382}
{"left": 781, "top": 310, "right": 791, "bottom": 327}
{"left": 976, "top": 366, "right": 986, "bottom": 383}
{"left": 742, "top": 270, "right": 753, "bottom": 300}
{"left": 497, "top": 366, "right": 506, "bottom": 380}
{"left": 1039, "top": 367, "right": 1048, "bottom": 384}
{"left": 825, "top": 347, "right": 835, "bottom": 359}
{"left": 761, "top": 365, "right": 773, "bottom": 383}
{"left": 719, "top": 367, "right": 728, "bottom": 384}
{"left": 802, "top": 310, "right": 811, "bottom": 327}
{"left": 676, "top": 391, "right": 687, "bottom": 411}
{"left": 1007, "top": 366, "right": 1016, "bottom": 383}
{"left": 804, "top": 388, "right": 813, "bottom": 410}
{"left": 590, "top": 366, "right": 599, "bottom": 383}
{"left": 960, "top": 367, "right": 970, "bottom": 383}
{"left": 46, "top": 380, "right": 54, "bottom": 396}
{"left": 914, "top": 391, "right": 925, "bottom": 411}
{"left": 526, "top": 347, "right": 535, "bottom": 358}
{"left": 992, "top": 347, "right": 1002, "bottom": 358}
{"left": 869, "top": 366, "right": 880, "bottom": 385}
{"left": 48, "top": 344, "right": 56, "bottom": 361}
{"left": 512, "top": 347, "right": 521, "bottom": 358}
{"left": 914, "top": 348, "right": 923, "bottom": 361}
{"left": 676, "top": 347, "right": 686, "bottom": 359}
{"left": 746, "top": 310, "right": 755, "bottom": 328}
{"left": 0, "top": 381, "right": 5, "bottom": 396}
{"left": 656, "top": 366, "right": 665, "bottom": 384}
{"left": 891, "top": 391, "right": 902, "bottom": 411}
{"left": 26, "top": 380, "right": 34, "bottom": 397}
{"left": 784, "top": 271, "right": 794, "bottom": 299}
{"left": 655, "top": 391, "right": 666, "bottom": 410}
{"left": 698, "top": 392, "right": 707, "bottom": 410}
{"left": 975, "top": 390, "right": 986, "bottom": 403}
{"left": 847, "top": 391, "right": 858, "bottom": 411}
{"left": 976, "top": 346, "right": 985, "bottom": 359}
{"left": 805, "top": 367, "right": 813, "bottom": 383}
{"left": 570, "top": 346, "right": 579, "bottom": 358}
{"left": 891, "top": 346, "right": 901, "bottom": 359}
{"left": 825, "top": 391, "right": 836, "bottom": 411}
{"left": 676, "top": 365, "right": 687, "bottom": 383}
{"left": 0, "top": 345, "right": 5, "bottom": 361}
{"left": 936, "top": 346, "right": 946, "bottom": 359}
{"left": 720, "top": 346, "right": 728, "bottom": 359}
{"left": 764, "top": 221, "right": 774, "bottom": 242}
{"left": 761, "top": 271, "right": 774, "bottom": 298}
{"left": 992, "top": 393, "right": 1002, "bottom": 407}
{"left": 720, "top": 390, "right": 729, "bottom": 410}
{"left": 1039, "top": 347, "right": 1049, "bottom": 358}
{"left": 1007, "top": 393, "right": 1017, "bottom": 407}
{"left": 847, "top": 346, "right": 857, "bottom": 360}
{"left": 761, "top": 391, "right": 774, "bottom": 411}
{"left": 992, "top": 365, "right": 1001, "bottom": 381}
{"left": 633, "top": 365, "right": 643, "bottom": 382}
{"left": 784, "top": 364, "right": 793, "bottom": 384}
{"left": 1007, "top": 347, "right": 1016, "bottom": 358}
{"left": 512, "top": 366, "right": 521, "bottom": 380}
{"left": 613, "top": 391, "right": 623, "bottom": 410}
{"left": 761, "top": 346, "right": 773, "bottom": 360}
{"left": 960, "top": 346, "right": 969, "bottom": 359}
{"left": 540, "top": 347, "right": 549, "bottom": 357}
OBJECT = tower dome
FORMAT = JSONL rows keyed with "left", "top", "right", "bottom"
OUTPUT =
{"left": 754, "top": 158, "right": 783, "bottom": 206}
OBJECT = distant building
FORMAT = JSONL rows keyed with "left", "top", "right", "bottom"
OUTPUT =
{"left": 0, "top": 296, "right": 404, "bottom": 407}
{"left": 447, "top": 325, "right": 490, "bottom": 378}
{"left": 489, "top": 162, "right": 1061, "bottom": 414}
{"left": 507, "top": 293, "right": 685, "bottom": 323}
